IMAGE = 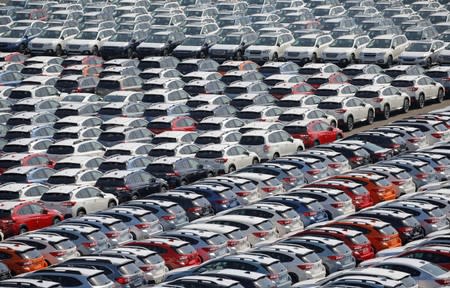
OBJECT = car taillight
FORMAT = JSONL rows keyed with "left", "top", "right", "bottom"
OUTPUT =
{"left": 328, "top": 255, "right": 345, "bottom": 260}
{"left": 398, "top": 227, "right": 413, "bottom": 233}
{"left": 82, "top": 241, "right": 97, "bottom": 248}
{"left": 263, "top": 144, "right": 270, "bottom": 153}
{"left": 408, "top": 86, "right": 418, "bottom": 91}
{"left": 408, "top": 137, "right": 421, "bottom": 143}
{"left": 116, "top": 185, "right": 130, "bottom": 191}
{"left": 135, "top": 223, "right": 151, "bottom": 229}
{"left": 105, "top": 231, "right": 120, "bottom": 238}
{"left": 307, "top": 169, "right": 321, "bottom": 175}
{"left": 62, "top": 201, "right": 76, "bottom": 207}
{"left": 215, "top": 199, "right": 229, "bottom": 205}
{"left": 49, "top": 250, "right": 66, "bottom": 257}
{"left": 140, "top": 264, "right": 154, "bottom": 272}
{"left": 349, "top": 156, "right": 363, "bottom": 163}
{"left": 416, "top": 173, "right": 429, "bottom": 180}
{"left": 177, "top": 255, "right": 188, "bottom": 262}
{"left": 298, "top": 263, "right": 313, "bottom": 270}
{"left": 228, "top": 239, "right": 240, "bottom": 247}
{"left": 374, "top": 97, "right": 383, "bottom": 102}
{"left": 389, "top": 144, "right": 401, "bottom": 149}
{"left": 269, "top": 274, "right": 279, "bottom": 280}
{"left": 277, "top": 219, "right": 293, "bottom": 225}
{"left": 261, "top": 186, "right": 277, "bottom": 193}
{"left": 335, "top": 108, "right": 347, "bottom": 113}
{"left": 116, "top": 277, "right": 130, "bottom": 285}
{"left": 203, "top": 246, "right": 219, "bottom": 252}
{"left": 432, "top": 132, "right": 443, "bottom": 139}
{"left": 282, "top": 176, "right": 297, "bottom": 184}
{"left": 331, "top": 202, "right": 345, "bottom": 208}
{"left": 215, "top": 158, "right": 228, "bottom": 163}
{"left": 380, "top": 235, "right": 393, "bottom": 242}
{"left": 235, "top": 191, "right": 251, "bottom": 197}
{"left": 435, "top": 165, "right": 447, "bottom": 172}
{"left": 304, "top": 211, "right": 317, "bottom": 217}
{"left": 166, "top": 171, "right": 181, "bottom": 176}
{"left": 18, "top": 261, "right": 32, "bottom": 266}
{"left": 161, "top": 214, "right": 176, "bottom": 221}
{"left": 187, "top": 207, "right": 202, "bottom": 213}
{"left": 425, "top": 217, "right": 440, "bottom": 224}
{"left": 328, "top": 163, "right": 341, "bottom": 168}
{"left": 392, "top": 180, "right": 406, "bottom": 186}
{"left": 253, "top": 231, "right": 269, "bottom": 238}
{"left": 436, "top": 279, "right": 450, "bottom": 285}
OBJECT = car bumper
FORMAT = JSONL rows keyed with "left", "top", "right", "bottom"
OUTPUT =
{"left": 399, "top": 58, "right": 427, "bottom": 65}
{"left": 359, "top": 56, "right": 386, "bottom": 64}
{"left": 136, "top": 48, "right": 164, "bottom": 58}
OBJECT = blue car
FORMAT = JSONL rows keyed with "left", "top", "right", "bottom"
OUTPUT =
{"left": 0, "top": 71, "right": 23, "bottom": 87}
{"left": 261, "top": 195, "right": 329, "bottom": 226}
{"left": 0, "top": 26, "right": 41, "bottom": 52}
{"left": 174, "top": 183, "right": 241, "bottom": 212}
{"left": 100, "top": 30, "right": 148, "bottom": 60}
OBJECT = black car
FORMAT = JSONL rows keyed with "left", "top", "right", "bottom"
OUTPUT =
{"left": 313, "top": 143, "right": 372, "bottom": 168}
{"left": 145, "top": 156, "right": 214, "bottom": 188}
{"left": 145, "top": 190, "right": 214, "bottom": 221}
{"left": 345, "top": 132, "right": 408, "bottom": 155}
{"left": 95, "top": 170, "right": 168, "bottom": 203}
{"left": 208, "top": 32, "right": 258, "bottom": 63}
{"left": 100, "top": 30, "right": 148, "bottom": 60}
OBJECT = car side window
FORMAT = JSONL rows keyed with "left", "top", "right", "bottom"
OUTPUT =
{"left": 18, "top": 205, "right": 33, "bottom": 215}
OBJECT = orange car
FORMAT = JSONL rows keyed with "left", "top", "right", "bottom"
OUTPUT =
{"left": 326, "top": 217, "right": 402, "bottom": 252}
{"left": 0, "top": 242, "right": 47, "bottom": 275}
{"left": 217, "top": 60, "right": 259, "bottom": 75}
{"left": 330, "top": 172, "right": 397, "bottom": 204}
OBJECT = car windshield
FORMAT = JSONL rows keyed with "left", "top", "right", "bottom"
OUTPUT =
{"left": 109, "top": 33, "right": 131, "bottom": 42}
{"left": 1, "top": 29, "right": 24, "bottom": 38}
{"left": 405, "top": 42, "right": 431, "bottom": 52}
{"left": 366, "top": 38, "right": 392, "bottom": 48}
{"left": 184, "top": 26, "right": 202, "bottom": 35}
{"left": 293, "top": 38, "right": 316, "bottom": 47}
{"left": 218, "top": 35, "right": 241, "bottom": 45}
{"left": 75, "top": 31, "right": 98, "bottom": 40}
{"left": 182, "top": 37, "right": 203, "bottom": 46}
{"left": 40, "top": 30, "right": 61, "bottom": 39}
{"left": 329, "top": 39, "right": 354, "bottom": 48}
{"left": 145, "top": 34, "right": 168, "bottom": 43}
{"left": 254, "top": 36, "right": 277, "bottom": 46}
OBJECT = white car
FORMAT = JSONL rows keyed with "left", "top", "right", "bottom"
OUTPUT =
{"left": 47, "top": 169, "right": 103, "bottom": 186}
{"left": 197, "top": 116, "right": 245, "bottom": 133}
{"left": 283, "top": 33, "right": 333, "bottom": 64}
{"left": 322, "top": 34, "right": 370, "bottom": 65}
{"left": 391, "top": 75, "right": 445, "bottom": 108}
{"left": 354, "top": 84, "right": 411, "bottom": 119}
{"left": 195, "top": 143, "right": 260, "bottom": 173}
{"left": 236, "top": 105, "right": 284, "bottom": 123}
{"left": 278, "top": 107, "right": 338, "bottom": 127}
{"left": 276, "top": 94, "right": 322, "bottom": 109}
{"left": 359, "top": 34, "right": 409, "bottom": 66}
{"left": 399, "top": 40, "right": 445, "bottom": 67}
{"left": 0, "top": 183, "right": 48, "bottom": 201}
{"left": 317, "top": 96, "right": 375, "bottom": 131}
{"left": 46, "top": 139, "right": 105, "bottom": 161}
{"left": 194, "top": 130, "right": 242, "bottom": 146}
{"left": 65, "top": 28, "right": 115, "bottom": 55}
{"left": 314, "top": 83, "right": 359, "bottom": 98}
{"left": 28, "top": 26, "right": 80, "bottom": 56}
{"left": 244, "top": 32, "right": 294, "bottom": 62}
{"left": 40, "top": 184, "right": 118, "bottom": 218}
{"left": 239, "top": 129, "right": 304, "bottom": 161}
{"left": 148, "top": 143, "right": 199, "bottom": 158}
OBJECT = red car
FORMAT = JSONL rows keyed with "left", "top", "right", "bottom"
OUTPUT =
{"left": 0, "top": 52, "right": 28, "bottom": 64}
{"left": 304, "top": 179, "right": 373, "bottom": 210}
{"left": 125, "top": 237, "right": 201, "bottom": 270}
{"left": 398, "top": 245, "right": 450, "bottom": 270}
{"left": 306, "top": 72, "right": 348, "bottom": 89}
{"left": 295, "top": 226, "right": 375, "bottom": 262}
{"left": 0, "top": 200, "right": 63, "bottom": 237}
{"left": 284, "top": 119, "right": 344, "bottom": 147}
{"left": 269, "top": 82, "right": 315, "bottom": 99}
{"left": 148, "top": 116, "right": 197, "bottom": 134}
{"left": 0, "top": 153, "right": 54, "bottom": 174}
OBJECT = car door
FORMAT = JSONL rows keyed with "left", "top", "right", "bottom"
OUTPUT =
{"left": 16, "top": 204, "right": 39, "bottom": 231}
{"left": 30, "top": 203, "right": 53, "bottom": 228}
{"left": 188, "top": 158, "right": 208, "bottom": 182}
{"left": 279, "top": 130, "right": 296, "bottom": 155}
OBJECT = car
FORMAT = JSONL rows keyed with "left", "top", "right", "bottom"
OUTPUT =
{"left": 391, "top": 75, "right": 445, "bottom": 109}
{"left": 46, "top": 139, "right": 105, "bottom": 162}
{"left": 283, "top": 119, "right": 344, "bottom": 148}
{"left": 151, "top": 131, "right": 198, "bottom": 145}
{"left": 189, "top": 104, "right": 237, "bottom": 122}
{"left": 99, "top": 30, "right": 148, "bottom": 60}
{"left": 283, "top": 33, "right": 334, "bottom": 64}
{"left": 53, "top": 156, "right": 104, "bottom": 171}
{"left": 0, "top": 278, "right": 61, "bottom": 288}
{"left": 208, "top": 32, "right": 258, "bottom": 62}
{"left": 0, "top": 183, "right": 48, "bottom": 201}
{"left": 95, "top": 75, "right": 143, "bottom": 97}
{"left": 172, "top": 35, "right": 220, "bottom": 59}
{"left": 322, "top": 34, "right": 370, "bottom": 66}
{"left": 350, "top": 73, "right": 393, "bottom": 87}
{"left": 244, "top": 32, "right": 295, "bottom": 63}
{"left": 317, "top": 96, "right": 375, "bottom": 131}
{"left": 200, "top": 269, "right": 277, "bottom": 288}
{"left": 0, "top": 26, "right": 41, "bottom": 53}
{"left": 46, "top": 168, "right": 103, "bottom": 186}
{"left": 65, "top": 28, "right": 115, "bottom": 56}
{"left": 144, "top": 103, "right": 191, "bottom": 122}
{"left": 148, "top": 116, "right": 197, "bottom": 135}
{"left": 0, "top": 166, "right": 55, "bottom": 184}
{"left": 28, "top": 26, "right": 79, "bottom": 56}
{"left": 296, "top": 149, "right": 352, "bottom": 175}
{"left": 0, "top": 242, "right": 47, "bottom": 275}
{"left": 399, "top": 40, "right": 446, "bottom": 67}
{"left": 359, "top": 34, "right": 409, "bottom": 66}
{"left": 344, "top": 131, "right": 407, "bottom": 156}
{"left": 40, "top": 184, "right": 118, "bottom": 218}
{"left": 97, "top": 126, "right": 153, "bottom": 147}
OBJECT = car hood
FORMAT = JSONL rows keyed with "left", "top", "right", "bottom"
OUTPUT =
{"left": 0, "top": 38, "right": 21, "bottom": 44}
{"left": 174, "top": 45, "right": 201, "bottom": 51}
{"left": 102, "top": 41, "right": 129, "bottom": 48}
{"left": 66, "top": 39, "right": 96, "bottom": 45}
{"left": 400, "top": 51, "right": 430, "bottom": 58}
{"left": 30, "top": 38, "right": 60, "bottom": 44}
{"left": 286, "top": 46, "right": 314, "bottom": 53}
{"left": 138, "top": 42, "right": 165, "bottom": 48}
{"left": 362, "top": 48, "right": 389, "bottom": 53}
{"left": 210, "top": 44, "right": 239, "bottom": 50}
{"left": 246, "top": 45, "right": 272, "bottom": 51}
{"left": 323, "top": 47, "right": 350, "bottom": 53}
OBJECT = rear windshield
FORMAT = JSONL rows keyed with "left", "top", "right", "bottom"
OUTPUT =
{"left": 143, "top": 94, "right": 165, "bottom": 104}
{"left": 333, "top": 243, "right": 351, "bottom": 254}
{"left": 47, "top": 145, "right": 74, "bottom": 155}
{"left": 191, "top": 110, "right": 213, "bottom": 120}
{"left": 41, "top": 192, "right": 71, "bottom": 202}
{"left": 145, "top": 253, "right": 164, "bottom": 264}
{"left": 301, "top": 251, "right": 321, "bottom": 263}
{"left": 146, "top": 164, "right": 173, "bottom": 173}
{"left": 0, "top": 160, "right": 20, "bottom": 169}
{"left": 206, "top": 234, "right": 227, "bottom": 245}
{"left": 237, "top": 111, "right": 260, "bottom": 120}
{"left": 186, "top": 100, "right": 208, "bottom": 108}
{"left": 195, "top": 150, "right": 222, "bottom": 159}
{"left": 197, "top": 123, "right": 221, "bottom": 131}
{"left": 350, "top": 78, "right": 372, "bottom": 86}
{"left": 47, "top": 176, "right": 76, "bottom": 185}
{"left": 0, "top": 191, "right": 20, "bottom": 200}
{"left": 3, "top": 144, "right": 28, "bottom": 153}
{"left": 88, "top": 231, "right": 107, "bottom": 241}
{"left": 317, "top": 102, "right": 342, "bottom": 109}
{"left": 231, "top": 99, "right": 252, "bottom": 108}
{"left": 280, "top": 208, "right": 299, "bottom": 219}
{"left": 104, "top": 149, "right": 130, "bottom": 157}
{"left": 152, "top": 137, "right": 176, "bottom": 144}
{"left": 403, "top": 216, "right": 419, "bottom": 227}
{"left": 259, "top": 67, "right": 279, "bottom": 76}
{"left": 284, "top": 126, "right": 307, "bottom": 134}
{"left": 353, "top": 185, "right": 369, "bottom": 195}
{"left": 99, "top": 132, "right": 125, "bottom": 142}
{"left": 148, "top": 122, "right": 171, "bottom": 129}
{"left": 144, "top": 109, "right": 166, "bottom": 117}
{"left": 88, "top": 274, "right": 112, "bottom": 286}
{"left": 148, "top": 149, "right": 174, "bottom": 157}
{"left": 279, "top": 114, "right": 303, "bottom": 122}
{"left": 53, "top": 240, "right": 75, "bottom": 250}
{"left": 55, "top": 80, "right": 77, "bottom": 90}
{"left": 277, "top": 100, "right": 300, "bottom": 108}
{"left": 394, "top": 171, "right": 411, "bottom": 180}
{"left": 0, "top": 173, "right": 26, "bottom": 183}
{"left": 306, "top": 201, "right": 323, "bottom": 211}
{"left": 355, "top": 91, "right": 379, "bottom": 98}
{"left": 240, "top": 135, "right": 265, "bottom": 145}
{"left": 19, "top": 249, "right": 41, "bottom": 259}
{"left": 267, "top": 262, "right": 286, "bottom": 274}
{"left": 257, "top": 220, "right": 273, "bottom": 231}
{"left": 421, "top": 263, "right": 448, "bottom": 276}
{"left": 176, "top": 244, "right": 196, "bottom": 254}
{"left": 53, "top": 162, "right": 80, "bottom": 170}
{"left": 226, "top": 229, "right": 245, "bottom": 240}
{"left": 428, "top": 207, "right": 445, "bottom": 217}
{"left": 375, "top": 178, "right": 391, "bottom": 187}
{"left": 139, "top": 213, "right": 158, "bottom": 223}
{"left": 108, "top": 221, "right": 127, "bottom": 231}
{"left": 95, "top": 177, "right": 125, "bottom": 187}
{"left": 99, "top": 108, "right": 121, "bottom": 115}
{"left": 419, "top": 164, "right": 434, "bottom": 173}
{"left": 315, "top": 89, "right": 337, "bottom": 97}
{"left": 99, "top": 162, "right": 126, "bottom": 171}
{"left": 425, "top": 71, "right": 449, "bottom": 79}
{"left": 119, "top": 262, "right": 141, "bottom": 275}
{"left": 377, "top": 225, "right": 398, "bottom": 235}
{"left": 391, "top": 80, "right": 414, "bottom": 87}
{"left": 351, "top": 233, "right": 370, "bottom": 244}
{"left": 238, "top": 181, "right": 257, "bottom": 191}
{"left": 9, "top": 91, "right": 32, "bottom": 100}
{"left": 265, "top": 177, "right": 281, "bottom": 186}
{"left": 97, "top": 80, "right": 120, "bottom": 90}
{"left": 195, "top": 136, "right": 220, "bottom": 145}
{"left": 0, "top": 209, "right": 11, "bottom": 218}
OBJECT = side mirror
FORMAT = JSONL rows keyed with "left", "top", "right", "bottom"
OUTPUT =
{"left": 277, "top": 42, "right": 281, "bottom": 47}
{"left": 431, "top": 49, "right": 435, "bottom": 52}
{"left": 391, "top": 46, "right": 396, "bottom": 49}
{"left": 150, "top": 178, "right": 156, "bottom": 182}
{"left": 42, "top": 209, "right": 48, "bottom": 214}
{"left": 241, "top": 42, "right": 245, "bottom": 46}
{"left": 328, "top": 126, "right": 334, "bottom": 131}
{"left": 97, "top": 192, "right": 104, "bottom": 198}
{"left": 243, "top": 151, "right": 250, "bottom": 156}
{"left": 61, "top": 36, "right": 65, "bottom": 40}
{"left": 288, "top": 138, "right": 294, "bottom": 142}
{"left": 361, "top": 103, "right": 366, "bottom": 106}
{"left": 316, "top": 44, "right": 319, "bottom": 48}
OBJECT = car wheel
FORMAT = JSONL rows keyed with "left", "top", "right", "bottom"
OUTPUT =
{"left": 382, "top": 105, "right": 390, "bottom": 120}
{"left": 330, "top": 120, "right": 337, "bottom": 128}
{"left": 207, "top": 172, "right": 214, "bottom": 177}
{"left": 76, "top": 209, "right": 86, "bottom": 217}
{"left": 313, "top": 140, "right": 320, "bottom": 146}
{"left": 426, "top": 57, "right": 432, "bottom": 68}
{"left": 131, "top": 232, "right": 137, "bottom": 240}
{"left": 417, "top": 93, "right": 425, "bottom": 109}
{"left": 199, "top": 51, "right": 206, "bottom": 58}
{"left": 19, "top": 226, "right": 27, "bottom": 234}
{"left": 366, "top": 109, "right": 374, "bottom": 124}
{"left": 297, "top": 146, "right": 303, "bottom": 152}
{"left": 55, "top": 45, "right": 63, "bottom": 56}
{"left": 127, "top": 48, "right": 133, "bottom": 59}
{"left": 351, "top": 53, "right": 356, "bottom": 63}
{"left": 437, "top": 88, "right": 444, "bottom": 103}
{"left": 311, "top": 53, "right": 317, "bottom": 63}
{"left": 272, "top": 152, "right": 280, "bottom": 159}
{"left": 108, "top": 201, "right": 116, "bottom": 208}
{"left": 235, "top": 50, "right": 243, "bottom": 60}
{"left": 180, "top": 180, "right": 188, "bottom": 186}
{"left": 53, "top": 218, "right": 61, "bottom": 225}
{"left": 272, "top": 52, "right": 278, "bottom": 61}
{"left": 92, "top": 45, "right": 99, "bottom": 56}
{"left": 289, "top": 273, "right": 299, "bottom": 284}
{"left": 402, "top": 98, "right": 410, "bottom": 113}
{"left": 18, "top": 44, "right": 26, "bottom": 53}
{"left": 228, "top": 165, "right": 236, "bottom": 173}
{"left": 386, "top": 55, "right": 393, "bottom": 67}
{"left": 345, "top": 115, "right": 354, "bottom": 131}
{"left": 131, "top": 194, "right": 139, "bottom": 200}
{"left": 252, "top": 158, "right": 259, "bottom": 164}
{"left": 336, "top": 133, "right": 343, "bottom": 140}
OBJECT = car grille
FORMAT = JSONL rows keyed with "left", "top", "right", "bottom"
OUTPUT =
{"left": 402, "top": 58, "right": 415, "bottom": 61}
{"left": 364, "top": 53, "right": 376, "bottom": 57}
{"left": 32, "top": 43, "right": 44, "bottom": 48}
{"left": 250, "top": 50, "right": 261, "bottom": 55}
{"left": 68, "top": 45, "right": 80, "bottom": 49}
{"left": 326, "top": 53, "right": 338, "bottom": 58}
{"left": 287, "top": 52, "right": 300, "bottom": 57}
{"left": 212, "top": 50, "right": 227, "bottom": 55}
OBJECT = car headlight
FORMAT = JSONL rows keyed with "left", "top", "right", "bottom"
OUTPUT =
{"left": 263, "top": 50, "right": 271, "bottom": 54}
{"left": 377, "top": 53, "right": 385, "bottom": 57}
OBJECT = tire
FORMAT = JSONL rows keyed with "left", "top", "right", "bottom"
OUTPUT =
{"left": 252, "top": 158, "right": 259, "bottom": 164}
{"left": 76, "top": 209, "right": 86, "bottom": 217}
{"left": 180, "top": 180, "right": 188, "bottom": 186}
{"left": 297, "top": 146, "right": 303, "bottom": 152}
{"left": 131, "top": 194, "right": 139, "bottom": 200}
{"left": 313, "top": 140, "right": 320, "bottom": 146}
{"left": 437, "top": 89, "right": 444, "bottom": 103}
{"left": 55, "top": 45, "right": 63, "bottom": 56}
{"left": 18, "top": 44, "right": 26, "bottom": 53}
{"left": 345, "top": 115, "right": 354, "bottom": 131}
{"left": 382, "top": 105, "right": 390, "bottom": 120}
{"left": 235, "top": 50, "right": 243, "bottom": 60}
{"left": 366, "top": 109, "right": 374, "bottom": 124}
{"left": 402, "top": 98, "right": 410, "bottom": 113}
{"left": 53, "top": 218, "right": 61, "bottom": 225}
{"left": 228, "top": 165, "right": 236, "bottom": 173}
{"left": 417, "top": 93, "right": 425, "bottom": 109}
{"left": 272, "top": 52, "right": 278, "bottom": 61}
{"left": 426, "top": 57, "right": 432, "bottom": 68}
{"left": 127, "top": 48, "right": 133, "bottom": 59}
{"left": 108, "top": 201, "right": 116, "bottom": 208}
{"left": 199, "top": 51, "right": 206, "bottom": 58}
{"left": 336, "top": 133, "right": 343, "bottom": 140}
{"left": 289, "top": 273, "right": 299, "bottom": 284}
{"left": 330, "top": 120, "right": 337, "bottom": 128}
{"left": 351, "top": 53, "right": 356, "bottom": 63}
{"left": 387, "top": 55, "right": 393, "bottom": 67}
{"left": 272, "top": 152, "right": 280, "bottom": 160}
{"left": 311, "top": 53, "right": 317, "bottom": 63}
{"left": 131, "top": 232, "right": 137, "bottom": 240}
{"left": 19, "top": 226, "right": 27, "bottom": 234}
{"left": 92, "top": 45, "right": 99, "bottom": 56}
